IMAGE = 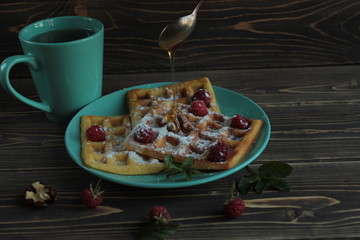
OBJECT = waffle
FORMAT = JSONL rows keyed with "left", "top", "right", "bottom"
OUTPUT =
{"left": 127, "top": 77, "right": 220, "bottom": 127}
{"left": 81, "top": 115, "right": 166, "bottom": 175}
{"left": 123, "top": 102, "right": 263, "bottom": 170}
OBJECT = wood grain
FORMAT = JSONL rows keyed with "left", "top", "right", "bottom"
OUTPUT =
{"left": 0, "top": 65, "right": 359, "bottom": 239}
{"left": 1, "top": 1, "right": 359, "bottom": 238}
{"left": 0, "top": 165, "right": 359, "bottom": 239}
{"left": 1, "top": 0, "right": 360, "bottom": 77}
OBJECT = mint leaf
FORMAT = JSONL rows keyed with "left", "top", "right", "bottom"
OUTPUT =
{"left": 164, "top": 154, "right": 201, "bottom": 181}
{"left": 258, "top": 161, "right": 293, "bottom": 178}
{"left": 164, "top": 155, "right": 181, "bottom": 170}
{"left": 237, "top": 161, "right": 293, "bottom": 194}
{"left": 255, "top": 180, "right": 266, "bottom": 193}
{"left": 237, "top": 176, "right": 253, "bottom": 194}
{"left": 134, "top": 221, "right": 180, "bottom": 240}
{"left": 265, "top": 177, "right": 291, "bottom": 192}
{"left": 181, "top": 157, "right": 194, "bottom": 169}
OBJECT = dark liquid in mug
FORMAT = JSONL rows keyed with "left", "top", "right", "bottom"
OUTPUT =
{"left": 30, "top": 28, "right": 96, "bottom": 43}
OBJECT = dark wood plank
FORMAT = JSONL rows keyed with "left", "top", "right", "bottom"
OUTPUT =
{"left": 1, "top": 0, "right": 360, "bottom": 77}
{"left": 0, "top": 65, "right": 359, "bottom": 239}
{"left": 0, "top": 162, "right": 359, "bottom": 239}
{"left": 1, "top": 66, "right": 359, "bottom": 168}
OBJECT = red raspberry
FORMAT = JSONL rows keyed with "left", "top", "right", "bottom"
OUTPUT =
{"left": 86, "top": 124, "right": 106, "bottom": 141}
{"left": 192, "top": 89, "right": 211, "bottom": 107}
{"left": 189, "top": 100, "right": 208, "bottom": 116}
{"left": 231, "top": 114, "right": 249, "bottom": 129}
{"left": 148, "top": 206, "right": 171, "bottom": 223}
{"left": 207, "top": 141, "right": 233, "bottom": 162}
{"left": 224, "top": 197, "right": 246, "bottom": 219}
{"left": 134, "top": 125, "right": 157, "bottom": 144}
{"left": 81, "top": 180, "right": 104, "bottom": 208}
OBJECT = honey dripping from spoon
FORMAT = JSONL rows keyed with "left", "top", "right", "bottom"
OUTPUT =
{"left": 164, "top": 48, "right": 179, "bottom": 125}
{"left": 159, "top": 0, "right": 205, "bottom": 126}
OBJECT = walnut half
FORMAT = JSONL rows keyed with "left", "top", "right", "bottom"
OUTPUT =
{"left": 24, "top": 181, "right": 58, "bottom": 207}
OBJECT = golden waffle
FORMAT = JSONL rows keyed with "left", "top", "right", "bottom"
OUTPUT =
{"left": 81, "top": 115, "right": 166, "bottom": 175}
{"left": 123, "top": 102, "right": 263, "bottom": 170}
{"left": 127, "top": 77, "right": 220, "bottom": 127}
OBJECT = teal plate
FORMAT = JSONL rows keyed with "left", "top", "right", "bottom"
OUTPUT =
{"left": 65, "top": 82, "right": 271, "bottom": 189}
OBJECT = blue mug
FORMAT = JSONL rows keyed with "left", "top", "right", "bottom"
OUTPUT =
{"left": 0, "top": 16, "right": 104, "bottom": 124}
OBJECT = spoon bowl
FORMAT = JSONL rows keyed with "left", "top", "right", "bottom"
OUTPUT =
{"left": 159, "top": 0, "right": 204, "bottom": 51}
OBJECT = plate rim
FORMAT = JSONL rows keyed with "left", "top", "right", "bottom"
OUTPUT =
{"left": 64, "top": 82, "right": 271, "bottom": 189}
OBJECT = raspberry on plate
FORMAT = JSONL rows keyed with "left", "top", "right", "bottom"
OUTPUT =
{"left": 148, "top": 206, "right": 171, "bottom": 223}
{"left": 134, "top": 125, "right": 158, "bottom": 144}
{"left": 189, "top": 100, "right": 208, "bottom": 117}
{"left": 207, "top": 141, "right": 233, "bottom": 162}
{"left": 192, "top": 89, "right": 211, "bottom": 106}
{"left": 86, "top": 124, "right": 106, "bottom": 141}
{"left": 231, "top": 114, "right": 249, "bottom": 129}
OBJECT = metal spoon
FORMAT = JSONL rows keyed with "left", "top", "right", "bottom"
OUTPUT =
{"left": 159, "top": 0, "right": 204, "bottom": 51}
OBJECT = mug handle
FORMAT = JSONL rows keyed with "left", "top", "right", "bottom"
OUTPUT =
{"left": 0, "top": 55, "right": 51, "bottom": 112}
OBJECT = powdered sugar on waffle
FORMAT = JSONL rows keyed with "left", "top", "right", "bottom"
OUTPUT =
{"left": 123, "top": 101, "right": 251, "bottom": 165}
{"left": 127, "top": 151, "right": 162, "bottom": 165}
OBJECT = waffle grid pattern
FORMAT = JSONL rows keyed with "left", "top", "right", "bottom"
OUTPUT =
{"left": 123, "top": 102, "right": 263, "bottom": 170}
{"left": 127, "top": 77, "right": 220, "bottom": 127}
{"left": 81, "top": 115, "right": 165, "bottom": 175}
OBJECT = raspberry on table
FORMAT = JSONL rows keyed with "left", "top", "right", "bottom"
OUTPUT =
{"left": 134, "top": 125, "right": 158, "bottom": 144}
{"left": 81, "top": 180, "right": 104, "bottom": 209}
{"left": 192, "top": 89, "right": 211, "bottom": 107}
{"left": 148, "top": 206, "right": 171, "bottom": 223}
{"left": 82, "top": 189, "right": 103, "bottom": 208}
{"left": 207, "top": 141, "right": 233, "bottom": 162}
{"left": 189, "top": 100, "right": 208, "bottom": 117}
{"left": 224, "top": 197, "right": 246, "bottom": 219}
{"left": 86, "top": 124, "right": 106, "bottom": 141}
{"left": 231, "top": 114, "right": 249, "bottom": 129}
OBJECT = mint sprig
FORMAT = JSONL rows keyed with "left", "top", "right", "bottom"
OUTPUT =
{"left": 237, "top": 161, "right": 293, "bottom": 194}
{"left": 134, "top": 221, "right": 180, "bottom": 240}
{"left": 164, "top": 154, "right": 202, "bottom": 181}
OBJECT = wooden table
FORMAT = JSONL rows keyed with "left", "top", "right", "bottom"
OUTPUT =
{"left": 1, "top": 65, "right": 359, "bottom": 239}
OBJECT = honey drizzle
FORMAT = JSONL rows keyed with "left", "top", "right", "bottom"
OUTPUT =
{"left": 167, "top": 49, "right": 177, "bottom": 111}
{"left": 164, "top": 48, "right": 179, "bottom": 128}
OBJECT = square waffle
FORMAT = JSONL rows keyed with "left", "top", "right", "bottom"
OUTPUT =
{"left": 81, "top": 115, "right": 166, "bottom": 175}
{"left": 123, "top": 102, "right": 263, "bottom": 170}
{"left": 127, "top": 77, "right": 220, "bottom": 127}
